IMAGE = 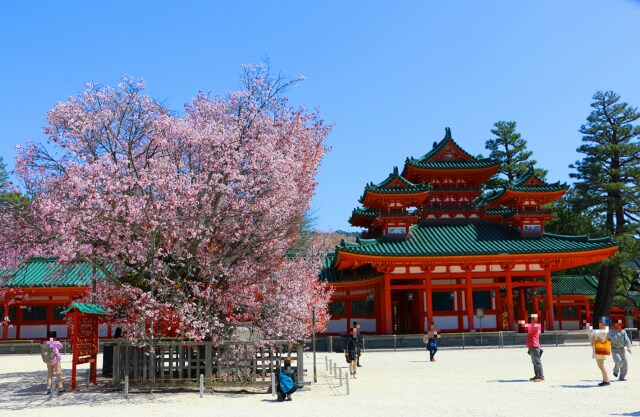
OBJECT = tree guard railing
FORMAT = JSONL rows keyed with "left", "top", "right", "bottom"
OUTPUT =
{"left": 108, "top": 340, "right": 304, "bottom": 391}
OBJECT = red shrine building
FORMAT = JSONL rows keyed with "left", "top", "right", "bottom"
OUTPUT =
{"left": 321, "top": 128, "right": 618, "bottom": 335}
{"left": 0, "top": 257, "right": 113, "bottom": 340}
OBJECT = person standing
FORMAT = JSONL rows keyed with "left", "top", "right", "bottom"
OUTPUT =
{"left": 588, "top": 318, "right": 611, "bottom": 386}
{"left": 352, "top": 322, "right": 363, "bottom": 367}
{"left": 522, "top": 314, "right": 544, "bottom": 382}
{"left": 346, "top": 329, "right": 359, "bottom": 378}
{"left": 609, "top": 320, "right": 632, "bottom": 381}
{"left": 423, "top": 324, "right": 438, "bottom": 362}
{"left": 42, "top": 331, "right": 65, "bottom": 395}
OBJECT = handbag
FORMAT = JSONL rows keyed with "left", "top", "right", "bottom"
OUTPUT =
{"left": 345, "top": 352, "right": 350, "bottom": 363}
{"left": 594, "top": 338, "right": 611, "bottom": 356}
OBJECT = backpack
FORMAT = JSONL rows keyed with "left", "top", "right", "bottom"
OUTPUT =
{"left": 427, "top": 338, "right": 437, "bottom": 350}
{"left": 41, "top": 344, "right": 55, "bottom": 363}
{"left": 278, "top": 369, "right": 295, "bottom": 394}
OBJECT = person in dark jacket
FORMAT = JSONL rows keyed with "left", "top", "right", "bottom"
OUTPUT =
{"left": 346, "top": 329, "right": 359, "bottom": 378}
{"left": 352, "top": 321, "right": 363, "bottom": 367}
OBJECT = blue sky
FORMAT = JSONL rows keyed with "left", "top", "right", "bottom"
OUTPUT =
{"left": 1, "top": 1, "right": 639, "bottom": 232}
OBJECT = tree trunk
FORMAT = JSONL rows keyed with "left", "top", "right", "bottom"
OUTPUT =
{"left": 593, "top": 262, "right": 620, "bottom": 323}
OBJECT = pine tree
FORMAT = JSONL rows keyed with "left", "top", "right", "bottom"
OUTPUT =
{"left": 0, "top": 157, "right": 8, "bottom": 192}
{"left": 570, "top": 90, "right": 640, "bottom": 320}
{"left": 484, "top": 121, "right": 547, "bottom": 192}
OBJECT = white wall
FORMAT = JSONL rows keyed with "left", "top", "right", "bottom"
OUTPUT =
{"left": 20, "top": 325, "right": 47, "bottom": 339}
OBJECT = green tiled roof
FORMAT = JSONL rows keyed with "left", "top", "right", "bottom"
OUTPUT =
{"left": 540, "top": 275, "right": 599, "bottom": 295}
{"left": 335, "top": 220, "right": 616, "bottom": 257}
{"left": 478, "top": 168, "right": 568, "bottom": 205}
{"left": 372, "top": 166, "right": 420, "bottom": 189}
{"left": 351, "top": 207, "right": 377, "bottom": 217}
{"left": 5, "top": 257, "right": 106, "bottom": 287}
{"left": 483, "top": 207, "right": 515, "bottom": 216}
{"left": 480, "top": 184, "right": 567, "bottom": 204}
{"left": 403, "top": 128, "right": 498, "bottom": 171}
{"left": 320, "top": 253, "right": 382, "bottom": 283}
{"left": 359, "top": 166, "right": 430, "bottom": 203}
{"left": 626, "top": 291, "right": 640, "bottom": 304}
{"left": 62, "top": 302, "right": 109, "bottom": 315}
{"left": 511, "top": 166, "right": 557, "bottom": 188}
{"left": 415, "top": 128, "right": 477, "bottom": 162}
{"left": 404, "top": 158, "right": 498, "bottom": 170}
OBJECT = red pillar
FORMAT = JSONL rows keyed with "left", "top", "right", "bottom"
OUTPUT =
{"left": 383, "top": 271, "right": 392, "bottom": 334}
{"left": 518, "top": 289, "right": 526, "bottom": 321}
{"left": 456, "top": 285, "right": 464, "bottom": 331}
{"left": 424, "top": 267, "right": 433, "bottom": 331}
{"left": 495, "top": 288, "right": 504, "bottom": 331}
{"left": 505, "top": 268, "right": 514, "bottom": 331}
{"left": 465, "top": 267, "right": 474, "bottom": 331}
{"left": 2, "top": 300, "right": 8, "bottom": 339}
{"left": 544, "top": 269, "right": 555, "bottom": 330}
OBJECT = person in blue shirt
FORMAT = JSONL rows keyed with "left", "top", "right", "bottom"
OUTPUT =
{"left": 609, "top": 320, "right": 633, "bottom": 381}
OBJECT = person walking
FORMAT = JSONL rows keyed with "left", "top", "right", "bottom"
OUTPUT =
{"left": 346, "top": 329, "right": 359, "bottom": 378}
{"left": 352, "top": 322, "right": 363, "bottom": 367}
{"left": 42, "top": 331, "right": 65, "bottom": 395}
{"left": 423, "top": 324, "right": 438, "bottom": 362}
{"left": 521, "top": 314, "right": 544, "bottom": 382}
{"left": 588, "top": 318, "right": 611, "bottom": 386}
{"left": 609, "top": 320, "right": 632, "bottom": 381}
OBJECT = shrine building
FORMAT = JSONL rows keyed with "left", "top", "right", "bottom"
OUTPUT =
{"left": 0, "top": 257, "right": 113, "bottom": 340}
{"left": 321, "top": 128, "right": 618, "bottom": 335}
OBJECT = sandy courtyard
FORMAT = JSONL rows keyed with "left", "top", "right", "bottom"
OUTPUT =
{"left": 0, "top": 343, "right": 638, "bottom": 417}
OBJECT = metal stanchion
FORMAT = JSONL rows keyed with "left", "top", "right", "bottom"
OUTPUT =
{"left": 345, "top": 371, "right": 350, "bottom": 395}
{"left": 125, "top": 375, "right": 129, "bottom": 399}
{"left": 339, "top": 369, "right": 343, "bottom": 386}
{"left": 325, "top": 356, "right": 328, "bottom": 371}
{"left": 333, "top": 362, "right": 337, "bottom": 376}
{"left": 329, "top": 359, "right": 333, "bottom": 375}
{"left": 271, "top": 372, "right": 276, "bottom": 397}
{"left": 199, "top": 374, "right": 204, "bottom": 398}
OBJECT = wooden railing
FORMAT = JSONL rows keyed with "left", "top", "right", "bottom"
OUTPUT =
{"left": 109, "top": 340, "right": 304, "bottom": 390}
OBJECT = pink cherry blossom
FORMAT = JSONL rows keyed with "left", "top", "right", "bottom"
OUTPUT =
{"left": 0, "top": 65, "right": 333, "bottom": 342}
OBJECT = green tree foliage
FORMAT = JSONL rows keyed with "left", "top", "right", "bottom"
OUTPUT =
{"left": 569, "top": 90, "right": 640, "bottom": 318}
{"left": 0, "top": 157, "right": 24, "bottom": 206}
{"left": 546, "top": 188, "right": 603, "bottom": 277}
{"left": 484, "top": 121, "right": 547, "bottom": 192}
{"left": 0, "top": 157, "right": 8, "bottom": 192}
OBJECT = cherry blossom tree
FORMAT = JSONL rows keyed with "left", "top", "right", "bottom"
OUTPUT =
{"left": 0, "top": 65, "right": 332, "bottom": 342}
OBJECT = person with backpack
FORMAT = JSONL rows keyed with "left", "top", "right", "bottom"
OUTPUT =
{"left": 42, "top": 331, "right": 65, "bottom": 395}
{"left": 352, "top": 321, "right": 363, "bottom": 367}
{"left": 423, "top": 324, "right": 438, "bottom": 362}
{"left": 274, "top": 360, "right": 297, "bottom": 401}
{"left": 346, "top": 329, "right": 359, "bottom": 378}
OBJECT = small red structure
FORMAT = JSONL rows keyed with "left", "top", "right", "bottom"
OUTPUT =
{"left": 63, "top": 302, "right": 109, "bottom": 390}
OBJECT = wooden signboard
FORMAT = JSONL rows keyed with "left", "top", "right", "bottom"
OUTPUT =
{"left": 63, "top": 302, "right": 109, "bottom": 390}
